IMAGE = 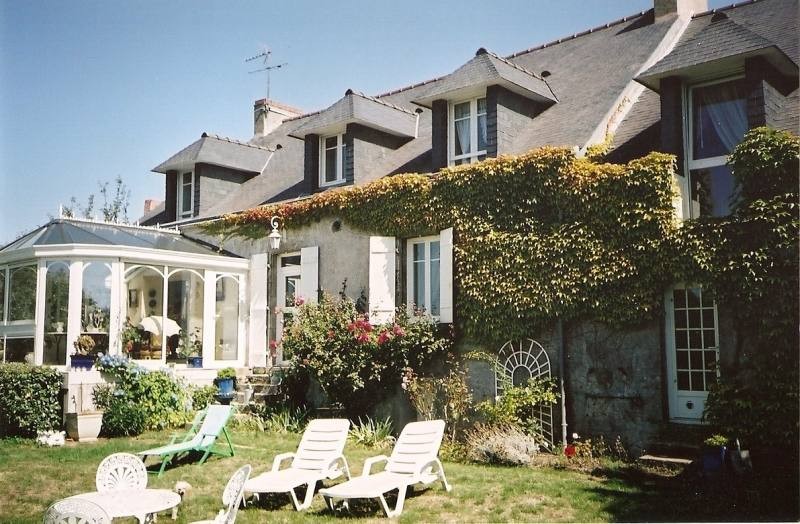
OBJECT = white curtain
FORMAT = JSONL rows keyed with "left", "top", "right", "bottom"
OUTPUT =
{"left": 455, "top": 118, "right": 470, "bottom": 156}
{"left": 698, "top": 82, "right": 748, "bottom": 154}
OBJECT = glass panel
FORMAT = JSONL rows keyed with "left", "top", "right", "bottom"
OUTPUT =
{"left": 688, "top": 330, "right": 702, "bottom": 349}
{"left": 688, "top": 309, "right": 701, "bottom": 328}
{"left": 8, "top": 265, "right": 36, "bottom": 321}
{"left": 676, "top": 350, "right": 689, "bottom": 369}
{"left": 280, "top": 255, "right": 301, "bottom": 267}
{"left": 687, "top": 288, "right": 701, "bottom": 308}
{"left": 167, "top": 270, "right": 204, "bottom": 362}
{"left": 690, "top": 371, "right": 704, "bottom": 391}
{"left": 44, "top": 261, "right": 70, "bottom": 365}
{"left": 477, "top": 114, "right": 487, "bottom": 152}
{"left": 704, "top": 350, "right": 717, "bottom": 369}
{"left": 677, "top": 371, "right": 690, "bottom": 391}
{"left": 430, "top": 242, "right": 440, "bottom": 317}
{"left": 215, "top": 277, "right": 239, "bottom": 361}
{"left": 703, "top": 329, "right": 716, "bottom": 348}
{"left": 325, "top": 136, "right": 337, "bottom": 149}
{"left": 181, "top": 173, "right": 192, "bottom": 215}
{"left": 477, "top": 98, "right": 487, "bottom": 115}
{"left": 82, "top": 264, "right": 110, "bottom": 334}
{"left": 690, "top": 165, "right": 737, "bottom": 217}
{"left": 674, "top": 309, "right": 687, "bottom": 329}
{"left": 675, "top": 330, "right": 688, "bottom": 349}
{"left": 325, "top": 147, "right": 337, "bottom": 182}
{"left": 284, "top": 276, "right": 298, "bottom": 307}
{"left": 0, "top": 338, "right": 3, "bottom": 362}
{"left": 0, "top": 270, "right": 5, "bottom": 322}
{"left": 692, "top": 79, "right": 747, "bottom": 160}
{"left": 413, "top": 243, "right": 425, "bottom": 309}
{"left": 453, "top": 102, "right": 471, "bottom": 157}
{"left": 701, "top": 289, "right": 715, "bottom": 307}
{"left": 5, "top": 338, "right": 33, "bottom": 363}
{"left": 454, "top": 101, "right": 470, "bottom": 120}
{"left": 702, "top": 309, "right": 715, "bottom": 328}
{"left": 124, "top": 265, "right": 164, "bottom": 359}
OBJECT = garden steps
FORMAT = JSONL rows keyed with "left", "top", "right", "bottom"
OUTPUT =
{"left": 640, "top": 422, "right": 706, "bottom": 464}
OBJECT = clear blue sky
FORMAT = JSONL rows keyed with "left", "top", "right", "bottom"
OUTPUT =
{"left": 0, "top": 0, "right": 729, "bottom": 244}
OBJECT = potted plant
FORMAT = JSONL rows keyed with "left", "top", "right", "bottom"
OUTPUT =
{"left": 65, "top": 383, "right": 103, "bottom": 441}
{"left": 120, "top": 319, "right": 143, "bottom": 356}
{"left": 702, "top": 434, "right": 728, "bottom": 475}
{"left": 182, "top": 328, "right": 203, "bottom": 368}
{"left": 71, "top": 335, "right": 96, "bottom": 370}
{"left": 215, "top": 367, "right": 237, "bottom": 398}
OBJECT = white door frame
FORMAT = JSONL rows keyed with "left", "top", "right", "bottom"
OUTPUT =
{"left": 275, "top": 253, "right": 302, "bottom": 349}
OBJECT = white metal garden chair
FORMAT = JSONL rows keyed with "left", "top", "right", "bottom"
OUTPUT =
{"left": 95, "top": 452, "right": 148, "bottom": 491}
{"left": 319, "top": 419, "right": 451, "bottom": 518}
{"left": 190, "top": 464, "right": 251, "bottom": 524}
{"left": 43, "top": 498, "right": 111, "bottom": 524}
{"left": 244, "top": 418, "right": 351, "bottom": 510}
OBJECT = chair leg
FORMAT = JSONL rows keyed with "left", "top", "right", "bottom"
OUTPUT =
{"left": 323, "top": 495, "right": 335, "bottom": 511}
{"left": 378, "top": 488, "right": 407, "bottom": 518}
{"left": 288, "top": 483, "right": 316, "bottom": 511}
{"left": 157, "top": 455, "right": 173, "bottom": 477}
{"left": 432, "top": 458, "right": 452, "bottom": 492}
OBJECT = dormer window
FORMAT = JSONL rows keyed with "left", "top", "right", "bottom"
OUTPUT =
{"left": 686, "top": 78, "right": 747, "bottom": 218}
{"left": 320, "top": 134, "right": 345, "bottom": 187}
{"left": 450, "top": 97, "right": 487, "bottom": 166}
{"left": 177, "top": 171, "right": 194, "bottom": 219}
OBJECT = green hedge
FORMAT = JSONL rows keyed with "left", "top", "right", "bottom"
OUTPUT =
{"left": 0, "top": 364, "right": 63, "bottom": 437}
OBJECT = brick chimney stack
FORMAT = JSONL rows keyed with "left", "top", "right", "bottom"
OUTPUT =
{"left": 654, "top": 0, "right": 708, "bottom": 18}
{"left": 143, "top": 199, "right": 162, "bottom": 215}
{"left": 253, "top": 99, "right": 302, "bottom": 137}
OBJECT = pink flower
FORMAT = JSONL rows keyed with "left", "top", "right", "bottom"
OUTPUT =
{"left": 269, "top": 340, "right": 278, "bottom": 350}
{"left": 327, "top": 329, "right": 335, "bottom": 339}
{"left": 392, "top": 324, "right": 405, "bottom": 337}
{"left": 356, "top": 333, "right": 370, "bottom": 344}
{"left": 346, "top": 322, "right": 356, "bottom": 332}
{"left": 377, "top": 331, "right": 392, "bottom": 346}
{"left": 294, "top": 297, "right": 305, "bottom": 306}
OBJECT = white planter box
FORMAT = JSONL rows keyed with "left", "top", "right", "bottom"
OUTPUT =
{"left": 65, "top": 412, "right": 103, "bottom": 442}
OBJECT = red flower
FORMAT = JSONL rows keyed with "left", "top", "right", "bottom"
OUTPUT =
{"left": 294, "top": 297, "right": 305, "bottom": 306}
{"left": 356, "top": 333, "right": 370, "bottom": 344}
{"left": 377, "top": 331, "right": 392, "bottom": 345}
{"left": 346, "top": 322, "right": 356, "bottom": 332}
{"left": 392, "top": 324, "right": 405, "bottom": 337}
{"left": 269, "top": 340, "right": 278, "bottom": 350}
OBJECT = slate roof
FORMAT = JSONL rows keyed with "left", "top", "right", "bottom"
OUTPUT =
{"left": 412, "top": 48, "right": 558, "bottom": 106}
{"left": 1, "top": 219, "right": 225, "bottom": 256}
{"left": 290, "top": 89, "right": 419, "bottom": 139}
{"left": 638, "top": 1, "right": 799, "bottom": 90}
{"left": 152, "top": 133, "right": 272, "bottom": 174}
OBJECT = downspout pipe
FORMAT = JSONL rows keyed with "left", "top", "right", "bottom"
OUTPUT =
{"left": 557, "top": 206, "right": 568, "bottom": 448}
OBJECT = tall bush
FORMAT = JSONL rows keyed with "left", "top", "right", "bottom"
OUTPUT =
{"left": 0, "top": 363, "right": 63, "bottom": 437}
{"left": 280, "top": 294, "right": 451, "bottom": 416}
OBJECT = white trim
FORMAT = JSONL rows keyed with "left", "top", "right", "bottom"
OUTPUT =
{"left": 319, "top": 134, "right": 345, "bottom": 187}
{"left": 276, "top": 252, "right": 302, "bottom": 357}
{"left": 438, "top": 228, "right": 453, "bottom": 324}
{"left": 448, "top": 96, "right": 487, "bottom": 166}
{"left": 405, "top": 235, "right": 441, "bottom": 319}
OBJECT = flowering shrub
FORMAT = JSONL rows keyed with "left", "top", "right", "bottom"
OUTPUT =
{"left": 93, "top": 355, "right": 189, "bottom": 434}
{"left": 281, "top": 294, "right": 451, "bottom": 416}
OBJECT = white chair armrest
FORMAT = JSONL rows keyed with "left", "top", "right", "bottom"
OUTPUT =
{"left": 271, "top": 452, "right": 295, "bottom": 472}
{"left": 418, "top": 458, "right": 440, "bottom": 475}
{"left": 362, "top": 455, "right": 389, "bottom": 476}
{"left": 323, "top": 454, "right": 351, "bottom": 479}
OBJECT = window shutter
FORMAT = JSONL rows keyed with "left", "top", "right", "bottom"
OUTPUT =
{"left": 369, "top": 236, "right": 396, "bottom": 324}
{"left": 300, "top": 246, "right": 319, "bottom": 304}
{"left": 439, "top": 228, "right": 454, "bottom": 323}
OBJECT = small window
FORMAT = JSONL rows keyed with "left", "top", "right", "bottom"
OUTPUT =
{"left": 177, "top": 172, "right": 194, "bottom": 219}
{"left": 450, "top": 97, "right": 487, "bottom": 166}
{"left": 687, "top": 78, "right": 747, "bottom": 218}
{"left": 406, "top": 237, "right": 441, "bottom": 317}
{"left": 319, "top": 134, "right": 345, "bottom": 186}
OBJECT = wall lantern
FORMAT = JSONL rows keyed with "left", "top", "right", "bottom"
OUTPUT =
{"left": 267, "top": 216, "right": 282, "bottom": 251}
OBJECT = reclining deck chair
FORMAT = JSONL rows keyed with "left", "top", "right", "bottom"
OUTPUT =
{"left": 138, "top": 404, "right": 234, "bottom": 477}
{"left": 244, "top": 418, "right": 351, "bottom": 511}
{"left": 319, "top": 420, "right": 451, "bottom": 518}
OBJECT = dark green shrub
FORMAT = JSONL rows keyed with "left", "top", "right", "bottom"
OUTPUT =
{"left": 94, "top": 386, "right": 147, "bottom": 437}
{"left": 191, "top": 385, "right": 218, "bottom": 411}
{"left": 476, "top": 376, "right": 559, "bottom": 436}
{"left": 0, "top": 363, "right": 62, "bottom": 437}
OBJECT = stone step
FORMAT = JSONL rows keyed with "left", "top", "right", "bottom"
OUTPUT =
{"left": 638, "top": 454, "right": 693, "bottom": 466}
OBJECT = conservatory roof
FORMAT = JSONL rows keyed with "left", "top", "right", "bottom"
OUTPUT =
{"left": 0, "top": 218, "right": 228, "bottom": 256}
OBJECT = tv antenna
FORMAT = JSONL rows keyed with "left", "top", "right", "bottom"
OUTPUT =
{"left": 246, "top": 48, "right": 287, "bottom": 101}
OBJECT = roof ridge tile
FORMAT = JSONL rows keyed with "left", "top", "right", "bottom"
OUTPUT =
{"left": 201, "top": 132, "right": 273, "bottom": 151}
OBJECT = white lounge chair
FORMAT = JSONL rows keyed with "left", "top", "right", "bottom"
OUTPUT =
{"left": 43, "top": 498, "right": 111, "bottom": 524}
{"left": 95, "top": 452, "right": 147, "bottom": 491}
{"left": 244, "top": 418, "right": 351, "bottom": 511}
{"left": 191, "top": 464, "right": 251, "bottom": 524}
{"left": 319, "top": 419, "right": 452, "bottom": 518}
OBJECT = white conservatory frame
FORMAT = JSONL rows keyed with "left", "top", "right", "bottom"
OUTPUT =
{"left": 0, "top": 240, "right": 250, "bottom": 371}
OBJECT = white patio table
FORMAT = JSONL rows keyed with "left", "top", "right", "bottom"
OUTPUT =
{"left": 68, "top": 488, "right": 181, "bottom": 523}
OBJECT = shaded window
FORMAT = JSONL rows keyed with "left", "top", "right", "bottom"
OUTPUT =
{"left": 450, "top": 97, "right": 487, "bottom": 166}
{"left": 43, "top": 261, "right": 70, "bottom": 365}
{"left": 9, "top": 265, "right": 37, "bottom": 322}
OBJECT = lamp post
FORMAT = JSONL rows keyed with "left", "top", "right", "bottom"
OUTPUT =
{"left": 265, "top": 216, "right": 281, "bottom": 367}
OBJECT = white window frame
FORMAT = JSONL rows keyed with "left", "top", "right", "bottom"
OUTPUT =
{"left": 319, "top": 134, "right": 345, "bottom": 187}
{"left": 275, "top": 252, "right": 302, "bottom": 345}
{"left": 405, "top": 236, "right": 441, "bottom": 319}
{"left": 448, "top": 96, "right": 487, "bottom": 166}
{"left": 682, "top": 75, "right": 745, "bottom": 219}
{"left": 177, "top": 171, "right": 195, "bottom": 219}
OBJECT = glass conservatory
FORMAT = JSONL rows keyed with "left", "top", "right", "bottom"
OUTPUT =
{"left": 0, "top": 219, "right": 251, "bottom": 370}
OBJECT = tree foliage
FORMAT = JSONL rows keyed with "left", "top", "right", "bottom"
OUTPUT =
{"left": 61, "top": 175, "right": 131, "bottom": 223}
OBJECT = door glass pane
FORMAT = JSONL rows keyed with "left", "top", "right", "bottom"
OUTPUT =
{"left": 676, "top": 350, "right": 688, "bottom": 369}
{"left": 675, "top": 330, "right": 688, "bottom": 349}
{"left": 477, "top": 98, "right": 487, "bottom": 152}
{"left": 677, "top": 371, "right": 690, "bottom": 390}
{"left": 44, "top": 261, "right": 70, "bottom": 365}
{"left": 167, "top": 270, "right": 204, "bottom": 362}
{"left": 215, "top": 277, "right": 239, "bottom": 361}
{"left": 453, "top": 102, "right": 471, "bottom": 157}
{"left": 690, "top": 371, "right": 704, "bottom": 391}
{"left": 673, "top": 288, "right": 686, "bottom": 307}
{"left": 675, "top": 309, "right": 687, "bottom": 329}
{"left": 688, "top": 330, "right": 702, "bottom": 349}
{"left": 281, "top": 255, "right": 301, "bottom": 267}
{"left": 123, "top": 265, "right": 164, "bottom": 359}
{"left": 690, "top": 165, "right": 737, "bottom": 217}
{"left": 284, "top": 276, "right": 299, "bottom": 307}
{"left": 325, "top": 147, "right": 337, "bottom": 182}
{"left": 703, "top": 329, "right": 716, "bottom": 348}
{"left": 687, "top": 288, "right": 701, "bottom": 307}
{"left": 692, "top": 79, "right": 747, "bottom": 160}
{"left": 8, "top": 265, "right": 36, "bottom": 322}
{"left": 672, "top": 286, "right": 719, "bottom": 394}
{"left": 0, "top": 270, "right": 5, "bottom": 322}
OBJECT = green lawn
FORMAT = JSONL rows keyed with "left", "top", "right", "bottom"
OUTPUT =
{"left": 1, "top": 429, "right": 796, "bottom": 523}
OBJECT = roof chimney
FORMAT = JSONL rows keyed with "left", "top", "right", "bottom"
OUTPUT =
{"left": 253, "top": 99, "right": 302, "bottom": 137}
{"left": 654, "top": 0, "right": 708, "bottom": 18}
{"left": 143, "top": 199, "right": 162, "bottom": 215}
